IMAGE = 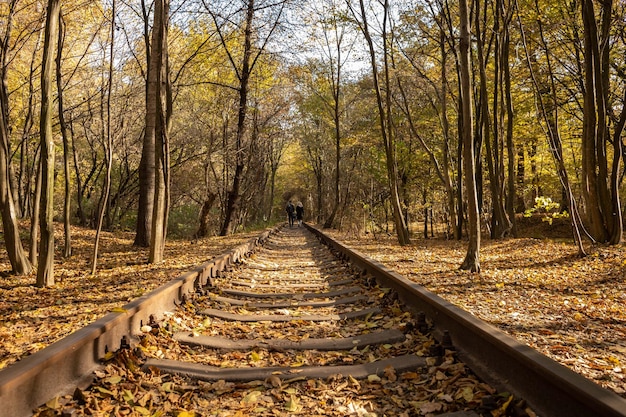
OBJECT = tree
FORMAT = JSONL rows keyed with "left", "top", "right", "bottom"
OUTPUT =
{"left": 516, "top": 0, "right": 587, "bottom": 255}
{"left": 135, "top": 0, "right": 156, "bottom": 247}
{"left": 303, "top": 0, "right": 355, "bottom": 229}
{"left": 201, "top": 0, "right": 288, "bottom": 236}
{"left": 349, "top": 0, "right": 410, "bottom": 246}
{"left": 580, "top": 0, "right": 623, "bottom": 245}
{"left": 37, "top": 0, "right": 61, "bottom": 287}
{"left": 148, "top": 0, "right": 171, "bottom": 263}
{"left": 459, "top": 0, "right": 480, "bottom": 272}
{"left": 92, "top": 0, "right": 117, "bottom": 273}
{"left": 0, "top": 0, "right": 33, "bottom": 276}
{"left": 56, "top": 12, "right": 72, "bottom": 258}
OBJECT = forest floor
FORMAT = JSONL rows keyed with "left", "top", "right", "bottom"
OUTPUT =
{"left": 327, "top": 216, "right": 626, "bottom": 398}
{"left": 0, "top": 225, "right": 261, "bottom": 371}
{"left": 1, "top": 217, "right": 626, "bottom": 414}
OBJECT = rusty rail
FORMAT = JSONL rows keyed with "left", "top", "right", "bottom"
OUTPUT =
{"left": 305, "top": 224, "right": 626, "bottom": 417}
{"left": 0, "top": 227, "right": 277, "bottom": 417}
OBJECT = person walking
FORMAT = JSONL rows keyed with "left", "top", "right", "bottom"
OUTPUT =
{"left": 286, "top": 200, "right": 295, "bottom": 227}
{"left": 295, "top": 201, "right": 304, "bottom": 227}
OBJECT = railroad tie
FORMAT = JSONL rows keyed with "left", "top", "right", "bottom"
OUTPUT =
{"left": 143, "top": 355, "right": 426, "bottom": 383}
{"left": 198, "top": 306, "right": 381, "bottom": 322}
{"left": 173, "top": 328, "right": 406, "bottom": 351}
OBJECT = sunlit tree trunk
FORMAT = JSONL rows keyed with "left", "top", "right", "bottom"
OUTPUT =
{"left": 459, "top": 0, "right": 480, "bottom": 272}
{"left": 148, "top": 0, "right": 171, "bottom": 263}
{"left": 37, "top": 0, "right": 60, "bottom": 287}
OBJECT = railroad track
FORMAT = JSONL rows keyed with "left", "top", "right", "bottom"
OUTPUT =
{"left": 2, "top": 225, "right": 626, "bottom": 416}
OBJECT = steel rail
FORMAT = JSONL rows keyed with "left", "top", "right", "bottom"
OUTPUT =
{"left": 0, "top": 227, "right": 277, "bottom": 417}
{"left": 306, "top": 224, "right": 626, "bottom": 417}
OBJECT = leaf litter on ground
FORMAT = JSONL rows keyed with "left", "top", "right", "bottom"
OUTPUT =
{"left": 4, "top": 222, "right": 618, "bottom": 415}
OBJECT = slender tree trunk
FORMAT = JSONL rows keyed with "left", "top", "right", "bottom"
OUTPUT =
{"left": 92, "top": 0, "right": 116, "bottom": 274}
{"left": 323, "top": 14, "right": 344, "bottom": 229}
{"left": 503, "top": 9, "right": 517, "bottom": 236}
{"left": 353, "top": 0, "right": 409, "bottom": 245}
{"left": 0, "top": 0, "right": 32, "bottom": 275}
{"left": 19, "top": 22, "right": 44, "bottom": 217}
{"left": 517, "top": 0, "right": 587, "bottom": 255}
{"left": 439, "top": 25, "right": 459, "bottom": 240}
{"left": 56, "top": 12, "right": 72, "bottom": 258}
{"left": 459, "top": 0, "right": 480, "bottom": 272}
{"left": 515, "top": 145, "right": 525, "bottom": 212}
{"left": 220, "top": 0, "right": 255, "bottom": 236}
{"left": 149, "top": 0, "right": 170, "bottom": 263}
{"left": 37, "top": 0, "right": 60, "bottom": 287}
{"left": 29, "top": 156, "right": 41, "bottom": 265}
{"left": 477, "top": 0, "right": 511, "bottom": 239}
{"left": 135, "top": 0, "right": 155, "bottom": 247}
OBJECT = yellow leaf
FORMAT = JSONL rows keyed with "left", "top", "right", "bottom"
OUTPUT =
{"left": 45, "top": 397, "right": 60, "bottom": 409}
{"left": 491, "top": 395, "right": 513, "bottom": 417}
{"left": 250, "top": 351, "right": 261, "bottom": 362}
{"left": 123, "top": 389, "right": 135, "bottom": 403}
{"left": 105, "top": 375, "right": 122, "bottom": 385}
{"left": 367, "top": 374, "right": 381, "bottom": 382}
{"left": 285, "top": 394, "right": 301, "bottom": 412}
{"left": 96, "top": 386, "right": 115, "bottom": 396}
{"left": 134, "top": 406, "right": 151, "bottom": 416}
{"left": 175, "top": 411, "right": 196, "bottom": 417}
{"left": 455, "top": 386, "right": 474, "bottom": 402}
{"left": 241, "top": 390, "right": 261, "bottom": 404}
{"left": 111, "top": 307, "right": 128, "bottom": 313}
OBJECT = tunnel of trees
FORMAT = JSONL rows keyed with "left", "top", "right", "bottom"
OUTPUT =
{"left": 0, "top": 0, "right": 625, "bottom": 283}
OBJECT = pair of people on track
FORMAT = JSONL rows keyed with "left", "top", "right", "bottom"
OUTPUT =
{"left": 286, "top": 200, "right": 304, "bottom": 227}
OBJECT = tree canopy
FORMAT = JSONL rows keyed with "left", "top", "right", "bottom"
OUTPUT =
{"left": 1, "top": 0, "right": 625, "bottom": 283}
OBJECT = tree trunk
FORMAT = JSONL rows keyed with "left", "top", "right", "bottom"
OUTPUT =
{"left": 220, "top": 0, "right": 255, "bottom": 236}
{"left": 56, "top": 12, "right": 72, "bottom": 258}
{"left": 580, "top": 0, "right": 622, "bottom": 244}
{"left": 518, "top": 0, "right": 587, "bottom": 255}
{"left": 37, "top": 0, "right": 60, "bottom": 287}
{"left": 148, "top": 0, "right": 170, "bottom": 263}
{"left": 502, "top": 8, "right": 517, "bottom": 236}
{"left": 0, "top": 0, "right": 32, "bottom": 276}
{"left": 29, "top": 154, "right": 41, "bottom": 265}
{"left": 322, "top": 13, "right": 344, "bottom": 229}
{"left": 353, "top": 0, "right": 409, "bottom": 246}
{"left": 135, "top": 0, "right": 156, "bottom": 247}
{"left": 459, "top": 0, "right": 480, "bottom": 272}
{"left": 195, "top": 191, "right": 217, "bottom": 239}
{"left": 477, "top": 0, "right": 511, "bottom": 239}
{"left": 92, "top": 0, "right": 116, "bottom": 274}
